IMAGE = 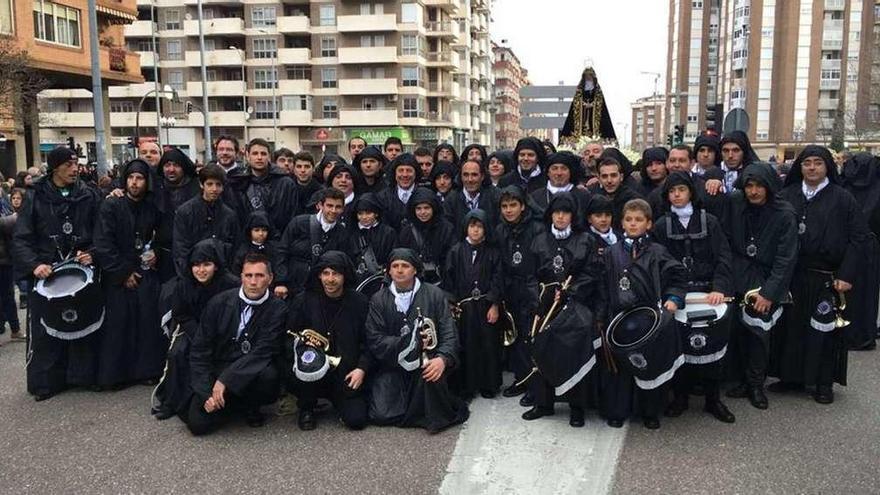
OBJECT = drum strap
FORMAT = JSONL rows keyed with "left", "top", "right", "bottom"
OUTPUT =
{"left": 357, "top": 233, "right": 381, "bottom": 274}
{"left": 309, "top": 216, "right": 329, "bottom": 263}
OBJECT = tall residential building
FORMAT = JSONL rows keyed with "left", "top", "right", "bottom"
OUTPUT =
{"left": 666, "top": 0, "right": 880, "bottom": 159}
{"left": 37, "top": 0, "right": 494, "bottom": 165}
{"left": 630, "top": 94, "right": 667, "bottom": 152}
{"left": 0, "top": 0, "right": 142, "bottom": 173}
{"left": 492, "top": 40, "right": 528, "bottom": 150}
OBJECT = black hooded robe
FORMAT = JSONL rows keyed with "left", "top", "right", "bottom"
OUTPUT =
{"left": 156, "top": 148, "right": 201, "bottom": 282}
{"left": 229, "top": 167, "right": 299, "bottom": 240}
{"left": 232, "top": 212, "right": 282, "bottom": 277}
{"left": 396, "top": 188, "right": 455, "bottom": 286}
{"left": 11, "top": 177, "right": 102, "bottom": 396}
{"left": 172, "top": 196, "right": 239, "bottom": 278}
{"left": 277, "top": 213, "right": 348, "bottom": 296}
{"left": 364, "top": 281, "right": 469, "bottom": 432}
{"left": 560, "top": 68, "right": 616, "bottom": 141}
{"left": 93, "top": 193, "right": 166, "bottom": 386}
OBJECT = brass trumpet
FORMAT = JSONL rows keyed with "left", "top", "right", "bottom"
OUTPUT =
{"left": 287, "top": 329, "right": 342, "bottom": 368}
{"left": 742, "top": 287, "right": 762, "bottom": 308}
{"left": 414, "top": 307, "right": 437, "bottom": 367}
{"left": 834, "top": 290, "right": 851, "bottom": 329}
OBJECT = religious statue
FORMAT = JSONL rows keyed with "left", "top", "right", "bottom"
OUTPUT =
{"left": 560, "top": 67, "right": 617, "bottom": 143}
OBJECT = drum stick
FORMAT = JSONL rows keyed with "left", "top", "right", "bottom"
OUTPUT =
{"left": 684, "top": 296, "right": 735, "bottom": 305}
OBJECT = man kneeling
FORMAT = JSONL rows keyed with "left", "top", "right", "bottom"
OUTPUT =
{"left": 186, "top": 253, "right": 285, "bottom": 436}
{"left": 287, "top": 251, "right": 371, "bottom": 430}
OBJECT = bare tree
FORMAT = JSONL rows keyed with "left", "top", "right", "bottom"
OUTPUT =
{"left": 0, "top": 39, "right": 49, "bottom": 131}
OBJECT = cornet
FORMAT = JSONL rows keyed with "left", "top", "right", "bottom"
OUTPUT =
{"left": 414, "top": 307, "right": 437, "bottom": 368}
{"left": 288, "top": 329, "right": 342, "bottom": 368}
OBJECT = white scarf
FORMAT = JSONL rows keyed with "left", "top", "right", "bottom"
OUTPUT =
{"left": 358, "top": 220, "right": 378, "bottom": 230}
{"left": 344, "top": 192, "right": 355, "bottom": 205}
{"left": 389, "top": 278, "right": 421, "bottom": 314}
{"left": 590, "top": 225, "right": 617, "bottom": 245}
{"left": 546, "top": 183, "right": 573, "bottom": 195}
{"left": 671, "top": 202, "right": 694, "bottom": 229}
{"left": 316, "top": 211, "right": 336, "bottom": 233}
{"left": 551, "top": 225, "right": 572, "bottom": 240}
{"left": 237, "top": 287, "right": 269, "bottom": 339}
{"left": 519, "top": 164, "right": 541, "bottom": 181}
{"left": 397, "top": 185, "right": 414, "bottom": 204}
{"left": 464, "top": 190, "right": 481, "bottom": 210}
{"left": 802, "top": 178, "right": 829, "bottom": 201}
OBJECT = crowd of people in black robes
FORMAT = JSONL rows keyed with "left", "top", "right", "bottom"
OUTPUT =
{"left": 6, "top": 129, "right": 879, "bottom": 435}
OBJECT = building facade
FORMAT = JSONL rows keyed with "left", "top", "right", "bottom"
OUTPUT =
{"left": 630, "top": 94, "right": 667, "bottom": 152}
{"left": 491, "top": 40, "right": 528, "bottom": 150}
{"left": 0, "top": 0, "right": 142, "bottom": 173}
{"left": 666, "top": 0, "right": 880, "bottom": 159}
{"left": 38, "top": 0, "right": 494, "bottom": 165}
{"left": 519, "top": 84, "right": 574, "bottom": 144}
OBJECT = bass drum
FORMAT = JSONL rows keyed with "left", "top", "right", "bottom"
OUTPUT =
{"left": 34, "top": 261, "right": 105, "bottom": 340}
{"left": 606, "top": 305, "right": 684, "bottom": 390}
{"left": 673, "top": 292, "right": 731, "bottom": 365}
{"left": 356, "top": 273, "right": 388, "bottom": 299}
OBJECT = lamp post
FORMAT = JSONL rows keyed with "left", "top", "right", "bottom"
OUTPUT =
{"left": 255, "top": 28, "right": 278, "bottom": 145}
{"left": 136, "top": 86, "right": 179, "bottom": 144}
{"left": 231, "top": 46, "right": 248, "bottom": 143}
{"left": 150, "top": 0, "right": 163, "bottom": 147}
{"left": 195, "top": 0, "right": 212, "bottom": 161}
{"left": 160, "top": 116, "right": 177, "bottom": 145}
{"left": 86, "top": 0, "right": 107, "bottom": 175}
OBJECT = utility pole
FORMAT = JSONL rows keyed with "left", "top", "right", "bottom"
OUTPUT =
{"left": 196, "top": 0, "right": 212, "bottom": 161}
{"left": 87, "top": 0, "right": 108, "bottom": 175}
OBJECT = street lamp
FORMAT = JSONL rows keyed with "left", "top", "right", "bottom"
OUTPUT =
{"left": 230, "top": 46, "right": 249, "bottom": 143}
{"left": 160, "top": 116, "right": 177, "bottom": 145}
{"left": 187, "top": 5, "right": 212, "bottom": 161}
{"left": 136, "top": 85, "right": 179, "bottom": 144}
{"left": 255, "top": 28, "right": 278, "bottom": 145}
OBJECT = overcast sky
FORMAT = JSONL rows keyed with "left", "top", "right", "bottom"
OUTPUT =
{"left": 491, "top": 0, "right": 669, "bottom": 141}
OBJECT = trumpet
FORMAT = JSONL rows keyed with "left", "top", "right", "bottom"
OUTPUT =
{"left": 742, "top": 287, "right": 762, "bottom": 308}
{"left": 833, "top": 289, "right": 851, "bottom": 329}
{"left": 287, "top": 329, "right": 342, "bottom": 368}
{"left": 414, "top": 307, "right": 437, "bottom": 368}
{"left": 451, "top": 294, "right": 487, "bottom": 320}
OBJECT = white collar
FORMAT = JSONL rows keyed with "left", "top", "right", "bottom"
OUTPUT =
{"left": 671, "top": 202, "right": 694, "bottom": 228}
{"left": 316, "top": 211, "right": 337, "bottom": 232}
{"left": 397, "top": 185, "right": 415, "bottom": 203}
{"left": 358, "top": 220, "right": 378, "bottom": 230}
{"left": 546, "top": 183, "right": 573, "bottom": 195}
{"left": 519, "top": 165, "right": 541, "bottom": 180}
{"left": 464, "top": 189, "right": 481, "bottom": 202}
{"left": 551, "top": 225, "right": 572, "bottom": 240}
{"left": 238, "top": 287, "right": 269, "bottom": 306}
{"left": 802, "top": 178, "right": 829, "bottom": 201}
{"left": 389, "top": 278, "right": 421, "bottom": 314}
{"left": 590, "top": 225, "right": 617, "bottom": 245}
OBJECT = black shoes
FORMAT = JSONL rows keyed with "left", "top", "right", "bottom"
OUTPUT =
{"left": 569, "top": 407, "right": 585, "bottom": 428}
{"left": 18, "top": 297, "right": 27, "bottom": 310}
{"left": 643, "top": 417, "right": 660, "bottom": 429}
{"left": 726, "top": 383, "right": 749, "bottom": 399}
{"left": 704, "top": 400, "right": 736, "bottom": 423}
{"left": 297, "top": 409, "right": 316, "bottom": 430}
{"left": 521, "top": 406, "right": 554, "bottom": 421}
{"left": 664, "top": 396, "right": 689, "bottom": 417}
{"left": 153, "top": 408, "right": 175, "bottom": 421}
{"left": 519, "top": 393, "right": 535, "bottom": 407}
{"left": 606, "top": 418, "right": 624, "bottom": 428}
{"left": 502, "top": 383, "right": 527, "bottom": 398}
{"left": 480, "top": 390, "right": 498, "bottom": 399}
{"left": 246, "top": 409, "right": 266, "bottom": 428}
{"left": 34, "top": 392, "right": 56, "bottom": 402}
{"left": 747, "top": 386, "right": 768, "bottom": 410}
{"left": 813, "top": 385, "right": 834, "bottom": 404}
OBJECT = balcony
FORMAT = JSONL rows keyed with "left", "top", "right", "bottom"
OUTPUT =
{"left": 41, "top": 112, "right": 94, "bottom": 128}
{"left": 108, "top": 82, "right": 157, "bottom": 98}
{"left": 825, "top": 0, "right": 845, "bottom": 9}
{"left": 110, "top": 112, "right": 155, "bottom": 128}
{"left": 99, "top": 47, "right": 143, "bottom": 83}
{"left": 426, "top": 81, "right": 452, "bottom": 96}
{"left": 339, "top": 108, "right": 398, "bottom": 126}
{"left": 423, "top": 0, "right": 460, "bottom": 13}
{"left": 425, "top": 51, "right": 459, "bottom": 68}
{"left": 817, "top": 117, "right": 835, "bottom": 130}
{"left": 426, "top": 21, "right": 458, "bottom": 38}
{"left": 732, "top": 57, "right": 747, "bottom": 71}
{"left": 822, "top": 38, "right": 843, "bottom": 50}
{"left": 279, "top": 110, "right": 312, "bottom": 126}
{"left": 278, "top": 79, "right": 312, "bottom": 95}
{"left": 427, "top": 111, "right": 451, "bottom": 124}
{"left": 184, "top": 18, "right": 245, "bottom": 37}
{"left": 821, "top": 59, "right": 841, "bottom": 71}
{"left": 337, "top": 14, "right": 398, "bottom": 32}
{"left": 338, "top": 46, "right": 397, "bottom": 64}
{"left": 818, "top": 98, "right": 840, "bottom": 110}
{"left": 277, "top": 48, "right": 311, "bottom": 65}
{"left": 124, "top": 20, "right": 155, "bottom": 38}
{"left": 189, "top": 111, "right": 247, "bottom": 127}
{"left": 820, "top": 78, "right": 841, "bottom": 90}
{"left": 338, "top": 78, "right": 398, "bottom": 95}
{"left": 185, "top": 49, "right": 243, "bottom": 67}
{"left": 186, "top": 80, "right": 245, "bottom": 97}
{"left": 277, "top": 16, "right": 310, "bottom": 34}
{"left": 137, "top": 51, "right": 156, "bottom": 67}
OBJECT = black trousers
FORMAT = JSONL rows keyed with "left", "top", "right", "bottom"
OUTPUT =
{"left": 184, "top": 364, "right": 280, "bottom": 436}
{"left": 730, "top": 320, "right": 770, "bottom": 387}
{"left": 288, "top": 369, "right": 368, "bottom": 430}
{"left": 508, "top": 302, "right": 535, "bottom": 383}
{"left": 599, "top": 366, "right": 667, "bottom": 421}
{"left": 671, "top": 364, "right": 722, "bottom": 403}
{"left": 530, "top": 374, "right": 590, "bottom": 410}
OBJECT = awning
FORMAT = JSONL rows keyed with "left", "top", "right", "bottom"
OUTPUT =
{"left": 96, "top": 4, "right": 138, "bottom": 24}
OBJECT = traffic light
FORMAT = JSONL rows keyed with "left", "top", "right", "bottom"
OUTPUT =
{"left": 666, "top": 134, "right": 674, "bottom": 147}
{"left": 705, "top": 103, "right": 723, "bottom": 132}
{"left": 128, "top": 136, "right": 138, "bottom": 149}
{"left": 67, "top": 136, "right": 75, "bottom": 149}
{"left": 673, "top": 125, "right": 685, "bottom": 145}
{"left": 185, "top": 101, "right": 193, "bottom": 113}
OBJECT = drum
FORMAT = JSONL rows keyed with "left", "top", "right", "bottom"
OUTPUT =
{"left": 291, "top": 335, "right": 332, "bottom": 383}
{"left": 533, "top": 301, "right": 598, "bottom": 395}
{"left": 34, "top": 261, "right": 104, "bottom": 340}
{"left": 674, "top": 292, "right": 731, "bottom": 365}
{"left": 606, "top": 305, "right": 684, "bottom": 390}
{"left": 356, "top": 273, "right": 388, "bottom": 299}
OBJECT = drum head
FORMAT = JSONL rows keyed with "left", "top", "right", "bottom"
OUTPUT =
{"left": 36, "top": 265, "right": 91, "bottom": 300}
{"left": 674, "top": 292, "right": 729, "bottom": 326}
{"left": 356, "top": 274, "right": 388, "bottom": 298}
{"left": 610, "top": 306, "right": 660, "bottom": 348}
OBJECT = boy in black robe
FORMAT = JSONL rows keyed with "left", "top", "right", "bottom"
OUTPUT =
{"left": 773, "top": 146, "right": 872, "bottom": 404}
{"left": 12, "top": 147, "right": 102, "bottom": 401}
{"left": 602, "top": 199, "right": 688, "bottom": 429}
{"left": 152, "top": 239, "right": 239, "bottom": 420}
{"left": 173, "top": 165, "right": 239, "bottom": 278}
{"left": 494, "top": 186, "right": 544, "bottom": 402}
{"left": 232, "top": 211, "right": 281, "bottom": 277}
{"left": 186, "top": 253, "right": 285, "bottom": 435}
{"left": 364, "top": 248, "right": 469, "bottom": 432}
{"left": 584, "top": 195, "right": 619, "bottom": 253}
{"left": 286, "top": 251, "right": 371, "bottom": 430}
{"left": 525, "top": 193, "right": 605, "bottom": 427}
{"left": 94, "top": 159, "right": 166, "bottom": 389}
{"left": 375, "top": 153, "right": 422, "bottom": 230}
{"left": 345, "top": 193, "right": 396, "bottom": 291}
{"left": 723, "top": 163, "right": 798, "bottom": 410}
{"left": 396, "top": 187, "right": 455, "bottom": 286}
{"left": 291, "top": 151, "right": 322, "bottom": 217}
{"left": 429, "top": 161, "right": 455, "bottom": 203}
{"left": 589, "top": 157, "right": 644, "bottom": 230}
{"left": 275, "top": 188, "right": 348, "bottom": 299}
{"left": 442, "top": 209, "right": 504, "bottom": 399}
{"left": 651, "top": 172, "right": 735, "bottom": 423}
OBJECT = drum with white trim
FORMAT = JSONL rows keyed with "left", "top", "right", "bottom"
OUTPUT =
{"left": 673, "top": 292, "right": 731, "bottom": 365}
{"left": 606, "top": 305, "right": 684, "bottom": 390}
{"left": 35, "top": 260, "right": 104, "bottom": 340}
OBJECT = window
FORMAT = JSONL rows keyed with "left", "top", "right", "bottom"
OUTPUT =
{"left": 255, "top": 99, "right": 278, "bottom": 119}
{"left": 282, "top": 95, "right": 311, "bottom": 111}
{"left": 166, "top": 40, "right": 182, "bottom": 60}
{"left": 252, "top": 6, "right": 276, "bottom": 28}
{"left": 253, "top": 38, "right": 277, "bottom": 59}
{"left": 322, "top": 98, "right": 338, "bottom": 119}
{"left": 401, "top": 66, "right": 419, "bottom": 86}
{"left": 110, "top": 101, "right": 135, "bottom": 113}
{"left": 1, "top": 0, "right": 13, "bottom": 34}
{"left": 362, "top": 67, "right": 385, "bottom": 78}
{"left": 319, "top": 4, "right": 335, "bottom": 26}
{"left": 401, "top": 34, "right": 418, "bottom": 55}
{"left": 360, "top": 34, "right": 385, "bottom": 47}
{"left": 401, "top": 3, "right": 418, "bottom": 23}
{"left": 136, "top": 40, "right": 155, "bottom": 52}
{"left": 33, "top": 0, "right": 81, "bottom": 47}
{"left": 687, "top": 115, "right": 698, "bottom": 122}
{"left": 321, "top": 67, "right": 337, "bottom": 88}
{"left": 360, "top": 3, "right": 383, "bottom": 14}
{"left": 206, "top": 69, "right": 217, "bottom": 82}
{"left": 164, "top": 8, "right": 180, "bottom": 30}
{"left": 254, "top": 68, "right": 277, "bottom": 89}
{"left": 821, "top": 69, "right": 841, "bottom": 80}
{"left": 203, "top": 38, "right": 215, "bottom": 51}
{"left": 362, "top": 97, "right": 378, "bottom": 110}
{"left": 167, "top": 70, "right": 184, "bottom": 90}
{"left": 320, "top": 37, "right": 336, "bottom": 57}
{"left": 403, "top": 97, "right": 421, "bottom": 118}
{"left": 287, "top": 65, "right": 311, "bottom": 80}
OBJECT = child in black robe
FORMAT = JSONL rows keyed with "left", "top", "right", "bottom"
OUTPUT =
{"left": 345, "top": 193, "right": 397, "bottom": 291}
{"left": 602, "top": 199, "right": 687, "bottom": 430}
{"left": 396, "top": 187, "right": 455, "bottom": 286}
{"left": 232, "top": 211, "right": 281, "bottom": 277}
{"left": 442, "top": 209, "right": 504, "bottom": 399}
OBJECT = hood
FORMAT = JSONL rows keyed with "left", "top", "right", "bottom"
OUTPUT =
{"left": 599, "top": 147, "right": 634, "bottom": 176}
{"left": 461, "top": 208, "right": 493, "bottom": 242}
{"left": 245, "top": 211, "right": 272, "bottom": 237}
{"left": 585, "top": 194, "right": 613, "bottom": 216}
{"left": 429, "top": 160, "right": 456, "bottom": 184}
{"left": 460, "top": 144, "right": 488, "bottom": 166}
{"left": 488, "top": 150, "right": 515, "bottom": 175}
{"left": 386, "top": 153, "right": 422, "bottom": 187}
{"left": 354, "top": 192, "right": 382, "bottom": 214}
{"left": 784, "top": 145, "right": 839, "bottom": 187}
{"left": 188, "top": 238, "right": 229, "bottom": 279}
{"left": 316, "top": 154, "right": 347, "bottom": 184}
{"left": 158, "top": 147, "right": 196, "bottom": 178}
{"left": 720, "top": 130, "right": 758, "bottom": 166}
{"left": 307, "top": 250, "right": 356, "bottom": 290}
{"left": 122, "top": 158, "right": 155, "bottom": 195}
{"left": 740, "top": 162, "right": 782, "bottom": 197}
{"left": 543, "top": 191, "right": 579, "bottom": 227}
{"left": 513, "top": 137, "right": 548, "bottom": 171}
{"left": 546, "top": 151, "right": 585, "bottom": 185}
{"left": 662, "top": 171, "right": 701, "bottom": 210}
{"left": 406, "top": 187, "right": 442, "bottom": 227}
{"left": 842, "top": 152, "right": 880, "bottom": 189}
{"left": 694, "top": 133, "right": 721, "bottom": 166}
{"left": 433, "top": 143, "right": 459, "bottom": 167}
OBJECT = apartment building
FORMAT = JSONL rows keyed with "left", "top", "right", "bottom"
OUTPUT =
{"left": 38, "top": 0, "right": 494, "bottom": 164}
{"left": 666, "top": 0, "right": 880, "bottom": 159}
{"left": 0, "top": 0, "right": 142, "bottom": 172}
{"left": 491, "top": 40, "right": 528, "bottom": 150}
{"left": 630, "top": 94, "right": 667, "bottom": 152}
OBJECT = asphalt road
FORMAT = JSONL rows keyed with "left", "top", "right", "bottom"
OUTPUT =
{"left": 1, "top": 309, "right": 878, "bottom": 494}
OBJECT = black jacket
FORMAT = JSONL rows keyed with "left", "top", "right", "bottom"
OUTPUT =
{"left": 277, "top": 213, "right": 348, "bottom": 290}
{"left": 172, "top": 196, "right": 239, "bottom": 278}
{"left": 227, "top": 166, "right": 299, "bottom": 240}
{"left": 94, "top": 195, "right": 161, "bottom": 286}
{"left": 443, "top": 187, "right": 501, "bottom": 235}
